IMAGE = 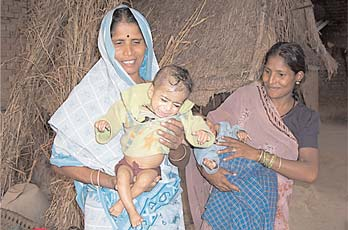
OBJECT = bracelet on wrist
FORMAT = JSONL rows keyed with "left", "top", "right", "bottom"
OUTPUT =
{"left": 90, "top": 168, "right": 102, "bottom": 187}
{"left": 277, "top": 157, "right": 282, "bottom": 170}
{"left": 257, "top": 149, "right": 263, "bottom": 162}
{"left": 258, "top": 149, "right": 280, "bottom": 169}
{"left": 90, "top": 169, "right": 95, "bottom": 186}
{"left": 169, "top": 145, "right": 187, "bottom": 162}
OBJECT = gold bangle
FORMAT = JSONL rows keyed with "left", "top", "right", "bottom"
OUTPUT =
{"left": 278, "top": 157, "right": 282, "bottom": 170}
{"left": 260, "top": 150, "right": 271, "bottom": 168}
{"left": 268, "top": 154, "right": 276, "bottom": 168}
{"left": 261, "top": 150, "right": 268, "bottom": 165}
{"left": 96, "top": 169, "right": 101, "bottom": 187}
{"left": 170, "top": 145, "right": 187, "bottom": 162}
{"left": 90, "top": 170, "right": 95, "bottom": 186}
{"left": 257, "top": 150, "right": 263, "bottom": 162}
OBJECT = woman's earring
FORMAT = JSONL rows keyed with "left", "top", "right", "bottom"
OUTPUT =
{"left": 295, "top": 81, "right": 301, "bottom": 85}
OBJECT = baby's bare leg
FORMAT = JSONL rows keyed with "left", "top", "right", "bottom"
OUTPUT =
{"left": 112, "top": 168, "right": 159, "bottom": 227}
{"left": 110, "top": 165, "right": 134, "bottom": 217}
{"left": 130, "top": 168, "right": 159, "bottom": 198}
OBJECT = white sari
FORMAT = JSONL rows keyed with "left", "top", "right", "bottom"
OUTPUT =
{"left": 49, "top": 5, "right": 184, "bottom": 229}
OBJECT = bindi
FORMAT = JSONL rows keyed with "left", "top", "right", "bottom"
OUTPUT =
{"left": 127, "top": 34, "right": 130, "bottom": 38}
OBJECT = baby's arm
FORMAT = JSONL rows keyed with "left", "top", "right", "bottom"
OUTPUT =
{"left": 94, "top": 100, "right": 127, "bottom": 144}
{"left": 182, "top": 112, "right": 215, "bottom": 147}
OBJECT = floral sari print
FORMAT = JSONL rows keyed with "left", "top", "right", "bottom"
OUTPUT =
{"left": 49, "top": 5, "right": 184, "bottom": 230}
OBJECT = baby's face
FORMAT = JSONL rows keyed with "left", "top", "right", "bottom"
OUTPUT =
{"left": 148, "top": 83, "right": 188, "bottom": 118}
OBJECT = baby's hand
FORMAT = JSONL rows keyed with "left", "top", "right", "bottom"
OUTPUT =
{"left": 194, "top": 130, "right": 211, "bottom": 145}
{"left": 95, "top": 120, "right": 111, "bottom": 132}
{"left": 237, "top": 130, "right": 251, "bottom": 143}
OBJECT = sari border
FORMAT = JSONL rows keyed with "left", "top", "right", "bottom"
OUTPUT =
{"left": 256, "top": 84, "right": 297, "bottom": 142}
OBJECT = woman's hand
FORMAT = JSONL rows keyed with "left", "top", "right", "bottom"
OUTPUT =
{"left": 198, "top": 165, "right": 239, "bottom": 192}
{"left": 216, "top": 136, "right": 260, "bottom": 162}
{"left": 158, "top": 118, "right": 184, "bottom": 150}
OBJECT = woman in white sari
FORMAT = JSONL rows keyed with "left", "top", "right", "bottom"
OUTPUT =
{"left": 49, "top": 5, "right": 188, "bottom": 229}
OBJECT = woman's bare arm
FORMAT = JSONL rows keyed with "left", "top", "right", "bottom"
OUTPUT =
{"left": 158, "top": 118, "right": 190, "bottom": 168}
{"left": 168, "top": 144, "right": 191, "bottom": 168}
{"left": 51, "top": 165, "right": 116, "bottom": 189}
{"left": 273, "top": 147, "right": 319, "bottom": 183}
{"left": 217, "top": 137, "right": 319, "bottom": 183}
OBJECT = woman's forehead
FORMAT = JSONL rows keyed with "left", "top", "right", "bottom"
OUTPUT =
{"left": 266, "top": 55, "right": 289, "bottom": 69}
{"left": 111, "top": 22, "right": 143, "bottom": 38}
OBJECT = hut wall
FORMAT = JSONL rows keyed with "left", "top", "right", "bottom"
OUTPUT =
{"left": 303, "top": 64, "right": 320, "bottom": 111}
{"left": 290, "top": 1, "right": 322, "bottom": 112}
{"left": 134, "top": 0, "right": 336, "bottom": 108}
{"left": 315, "top": 0, "right": 347, "bottom": 120}
{"left": 134, "top": 0, "right": 276, "bottom": 106}
{"left": 0, "top": 0, "right": 29, "bottom": 111}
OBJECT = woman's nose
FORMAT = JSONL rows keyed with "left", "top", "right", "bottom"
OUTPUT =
{"left": 269, "top": 74, "right": 276, "bottom": 84}
{"left": 123, "top": 44, "right": 133, "bottom": 56}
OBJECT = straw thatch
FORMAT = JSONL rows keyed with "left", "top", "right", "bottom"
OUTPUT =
{"left": 1, "top": 0, "right": 337, "bottom": 229}
{"left": 135, "top": 0, "right": 337, "bottom": 105}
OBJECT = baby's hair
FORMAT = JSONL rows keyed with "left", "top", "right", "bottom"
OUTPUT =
{"left": 153, "top": 64, "right": 193, "bottom": 94}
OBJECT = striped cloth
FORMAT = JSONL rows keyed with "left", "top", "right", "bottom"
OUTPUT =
{"left": 196, "top": 122, "right": 278, "bottom": 230}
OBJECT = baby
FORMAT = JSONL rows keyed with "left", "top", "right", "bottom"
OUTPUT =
{"left": 195, "top": 117, "right": 249, "bottom": 174}
{"left": 194, "top": 120, "right": 278, "bottom": 229}
{"left": 95, "top": 64, "right": 214, "bottom": 227}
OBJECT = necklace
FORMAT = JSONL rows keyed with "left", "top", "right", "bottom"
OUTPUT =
{"left": 280, "top": 99, "right": 296, "bottom": 118}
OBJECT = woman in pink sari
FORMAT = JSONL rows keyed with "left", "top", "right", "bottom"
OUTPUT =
{"left": 187, "top": 42, "right": 320, "bottom": 229}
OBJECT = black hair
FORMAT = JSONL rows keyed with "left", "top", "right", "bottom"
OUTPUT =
{"left": 153, "top": 64, "right": 193, "bottom": 94}
{"left": 110, "top": 7, "right": 139, "bottom": 35}
{"left": 262, "top": 42, "right": 306, "bottom": 104}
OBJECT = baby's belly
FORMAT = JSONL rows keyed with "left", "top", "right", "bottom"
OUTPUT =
{"left": 125, "top": 154, "right": 164, "bottom": 169}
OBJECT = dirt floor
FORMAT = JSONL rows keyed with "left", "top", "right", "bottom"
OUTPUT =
{"left": 289, "top": 119, "right": 348, "bottom": 230}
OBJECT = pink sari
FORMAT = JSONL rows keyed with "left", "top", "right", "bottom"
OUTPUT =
{"left": 187, "top": 81, "right": 298, "bottom": 230}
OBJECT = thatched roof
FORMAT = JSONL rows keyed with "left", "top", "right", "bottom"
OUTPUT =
{"left": 134, "top": 0, "right": 337, "bottom": 105}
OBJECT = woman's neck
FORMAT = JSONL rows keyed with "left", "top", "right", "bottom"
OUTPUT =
{"left": 272, "top": 97, "right": 296, "bottom": 118}
{"left": 130, "top": 73, "right": 145, "bottom": 84}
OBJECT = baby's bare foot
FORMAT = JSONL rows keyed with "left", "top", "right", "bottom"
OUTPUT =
{"left": 109, "top": 201, "right": 124, "bottom": 217}
{"left": 203, "top": 158, "right": 217, "bottom": 170}
{"left": 129, "top": 212, "right": 143, "bottom": 227}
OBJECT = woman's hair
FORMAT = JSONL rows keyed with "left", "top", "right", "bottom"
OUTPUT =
{"left": 110, "top": 7, "right": 139, "bottom": 35}
{"left": 262, "top": 42, "right": 306, "bottom": 104}
{"left": 153, "top": 64, "right": 193, "bottom": 94}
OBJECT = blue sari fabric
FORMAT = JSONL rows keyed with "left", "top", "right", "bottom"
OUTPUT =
{"left": 74, "top": 171, "right": 181, "bottom": 230}
{"left": 51, "top": 146, "right": 182, "bottom": 230}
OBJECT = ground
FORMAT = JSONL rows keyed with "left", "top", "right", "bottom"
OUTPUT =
{"left": 289, "top": 120, "right": 348, "bottom": 229}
